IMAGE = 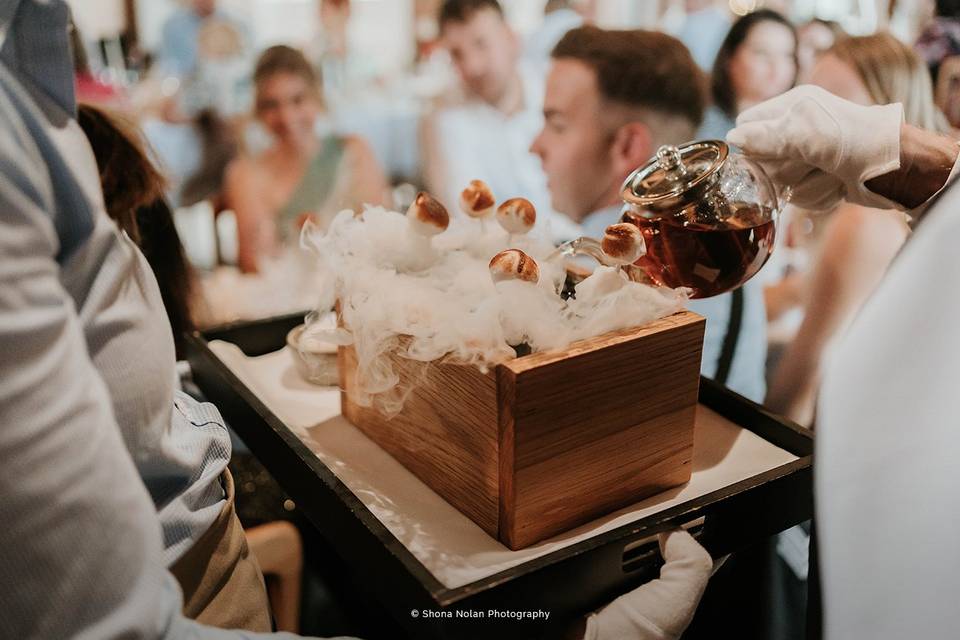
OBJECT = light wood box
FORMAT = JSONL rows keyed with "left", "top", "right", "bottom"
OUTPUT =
{"left": 338, "top": 310, "right": 705, "bottom": 549}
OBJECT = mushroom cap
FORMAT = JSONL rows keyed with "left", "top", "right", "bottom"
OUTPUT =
{"left": 489, "top": 248, "right": 540, "bottom": 284}
{"left": 602, "top": 223, "right": 645, "bottom": 264}
{"left": 496, "top": 197, "right": 537, "bottom": 234}
{"left": 459, "top": 179, "right": 496, "bottom": 218}
{"left": 406, "top": 191, "right": 450, "bottom": 236}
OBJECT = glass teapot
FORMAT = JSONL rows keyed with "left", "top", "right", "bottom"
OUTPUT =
{"left": 552, "top": 140, "right": 789, "bottom": 298}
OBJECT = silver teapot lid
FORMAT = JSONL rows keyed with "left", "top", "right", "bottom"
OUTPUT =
{"left": 621, "top": 140, "right": 729, "bottom": 218}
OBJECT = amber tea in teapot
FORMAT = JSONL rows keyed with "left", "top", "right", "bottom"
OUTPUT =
{"left": 626, "top": 202, "right": 776, "bottom": 298}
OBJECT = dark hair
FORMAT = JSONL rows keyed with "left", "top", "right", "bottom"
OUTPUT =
{"left": 552, "top": 26, "right": 706, "bottom": 128}
{"left": 76, "top": 104, "right": 167, "bottom": 240}
{"left": 180, "top": 109, "right": 238, "bottom": 207}
{"left": 711, "top": 9, "right": 798, "bottom": 119}
{"left": 77, "top": 104, "right": 197, "bottom": 356}
{"left": 438, "top": 0, "right": 503, "bottom": 30}
{"left": 936, "top": 0, "right": 960, "bottom": 18}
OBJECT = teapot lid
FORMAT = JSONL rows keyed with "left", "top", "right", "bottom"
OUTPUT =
{"left": 621, "top": 140, "right": 729, "bottom": 214}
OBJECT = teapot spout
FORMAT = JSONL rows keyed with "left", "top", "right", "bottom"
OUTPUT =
{"left": 546, "top": 236, "right": 619, "bottom": 268}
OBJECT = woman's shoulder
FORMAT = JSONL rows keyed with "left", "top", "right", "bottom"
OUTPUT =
{"left": 224, "top": 153, "right": 274, "bottom": 205}
{"left": 337, "top": 134, "right": 380, "bottom": 168}
{"left": 225, "top": 152, "right": 266, "bottom": 186}
{"left": 829, "top": 204, "right": 909, "bottom": 242}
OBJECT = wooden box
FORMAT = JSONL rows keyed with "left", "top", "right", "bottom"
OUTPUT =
{"left": 338, "top": 310, "right": 705, "bottom": 549}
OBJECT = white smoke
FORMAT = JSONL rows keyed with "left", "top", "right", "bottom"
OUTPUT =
{"left": 302, "top": 205, "right": 686, "bottom": 416}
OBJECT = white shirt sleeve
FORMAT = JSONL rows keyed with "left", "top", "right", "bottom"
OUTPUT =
{"left": 816, "top": 180, "right": 960, "bottom": 639}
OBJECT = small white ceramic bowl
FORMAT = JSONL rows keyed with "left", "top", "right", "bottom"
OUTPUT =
{"left": 286, "top": 324, "right": 339, "bottom": 386}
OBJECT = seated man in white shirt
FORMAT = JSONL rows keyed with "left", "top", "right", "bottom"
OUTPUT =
{"left": 159, "top": 0, "right": 249, "bottom": 79}
{"left": 530, "top": 26, "right": 768, "bottom": 401}
{"left": 423, "top": 0, "right": 579, "bottom": 241}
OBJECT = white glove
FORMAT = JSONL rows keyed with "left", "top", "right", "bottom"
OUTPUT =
{"left": 726, "top": 85, "right": 904, "bottom": 211}
{"left": 584, "top": 530, "right": 714, "bottom": 640}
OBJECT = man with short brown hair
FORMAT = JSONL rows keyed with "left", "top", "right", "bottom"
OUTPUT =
{"left": 532, "top": 26, "right": 705, "bottom": 232}
{"left": 532, "top": 26, "right": 767, "bottom": 401}
{"left": 424, "top": 0, "right": 578, "bottom": 240}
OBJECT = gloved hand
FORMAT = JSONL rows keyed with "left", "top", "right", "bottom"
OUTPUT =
{"left": 583, "top": 530, "right": 714, "bottom": 640}
{"left": 726, "top": 85, "right": 904, "bottom": 211}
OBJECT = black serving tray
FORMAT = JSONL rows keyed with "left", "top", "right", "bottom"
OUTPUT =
{"left": 186, "top": 313, "right": 813, "bottom": 640}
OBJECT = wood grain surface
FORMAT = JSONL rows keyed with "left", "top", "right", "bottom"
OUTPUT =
{"left": 340, "top": 344, "right": 501, "bottom": 536}
{"left": 340, "top": 310, "right": 705, "bottom": 549}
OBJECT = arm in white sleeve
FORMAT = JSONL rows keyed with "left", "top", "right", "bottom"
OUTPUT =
{"left": 727, "top": 85, "right": 959, "bottom": 212}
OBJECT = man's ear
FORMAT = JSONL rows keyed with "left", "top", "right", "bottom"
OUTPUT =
{"left": 610, "top": 122, "right": 653, "bottom": 180}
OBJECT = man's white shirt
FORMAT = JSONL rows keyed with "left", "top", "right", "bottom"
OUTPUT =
{"left": 429, "top": 64, "right": 581, "bottom": 242}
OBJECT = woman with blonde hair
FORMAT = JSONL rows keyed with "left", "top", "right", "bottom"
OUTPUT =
{"left": 765, "top": 32, "right": 954, "bottom": 426}
{"left": 225, "top": 45, "right": 387, "bottom": 273}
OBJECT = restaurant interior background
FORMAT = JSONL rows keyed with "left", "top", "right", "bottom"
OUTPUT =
{"left": 56, "top": 0, "right": 957, "bottom": 637}
{"left": 65, "top": 0, "right": 947, "bottom": 322}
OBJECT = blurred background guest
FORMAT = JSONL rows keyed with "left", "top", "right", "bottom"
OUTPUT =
{"left": 916, "top": 0, "right": 960, "bottom": 128}
{"left": 915, "top": 0, "right": 960, "bottom": 82}
{"left": 308, "top": 0, "right": 380, "bottom": 109}
{"left": 796, "top": 18, "right": 846, "bottom": 81}
{"left": 531, "top": 26, "right": 767, "bottom": 402}
{"left": 677, "top": 0, "right": 732, "bottom": 71}
{"left": 700, "top": 8, "right": 797, "bottom": 140}
{"left": 765, "top": 32, "right": 951, "bottom": 428}
{"left": 159, "top": 0, "right": 250, "bottom": 79}
{"left": 224, "top": 45, "right": 387, "bottom": 274}
{"left": 142, "top": 2, "right": 253, "bottom": 209}
{"left": 423, "top": 0, "right": 578, "bottom": 240}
